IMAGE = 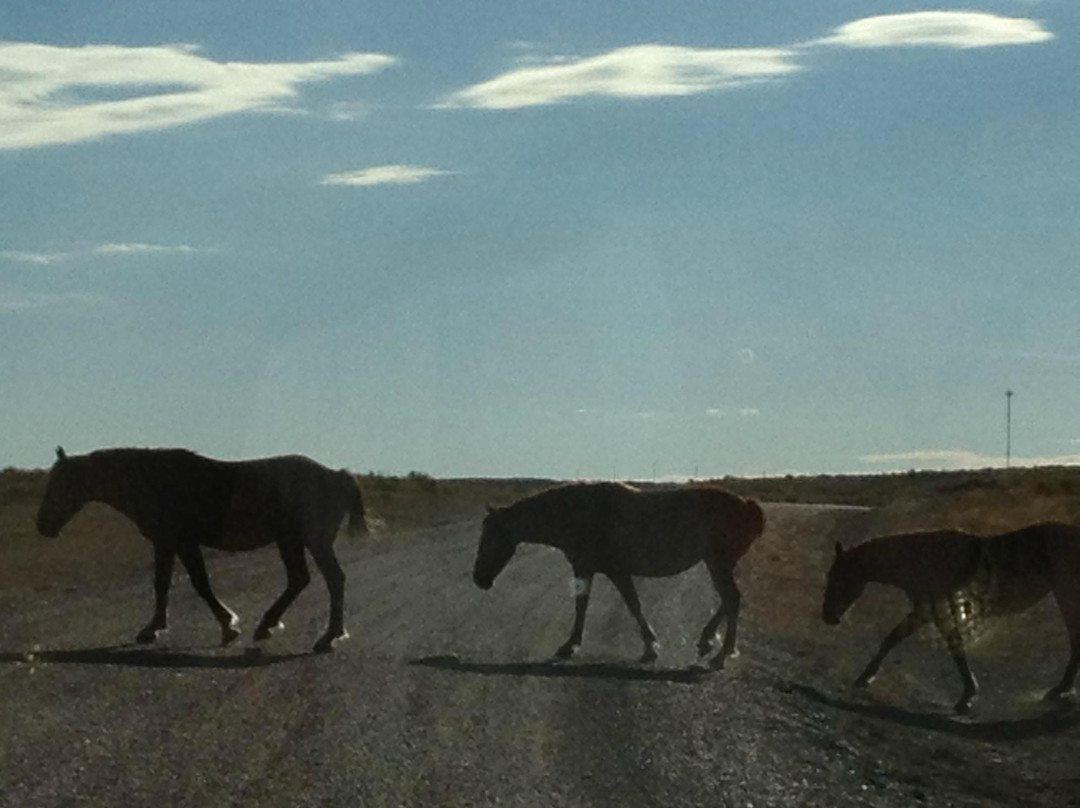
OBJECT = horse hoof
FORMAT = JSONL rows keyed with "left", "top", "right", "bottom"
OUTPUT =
{"left": 854, "top": 674, "right": 874, "bottom": 689}
{"left": 954, "top": 697, "right": 976, "bottom": 715}
{"left": 1043, "top": 688, "right": 1076, "bottom": 704}
{"left": 313, "top": 629, "right": 349, "bottom": 654}
{"left": 639, "top": 647, "right": 659, "bottom": 665}
{"left": 254, "top": 622, "right": 284, "bottom": 642}
{"left": 136, "top": 628, "right": 162, "bottom": 644}
{"left": 707, "top": 653, "right": 730, "bottom": 671}
{"left": 697, "top": 634, "right": 720, "bottom": 658}
{"left": 554, "top": 643, "right": 578, "bottom": 661}
{"left": 221, "top": 626, "right": 241, "bottom": 647}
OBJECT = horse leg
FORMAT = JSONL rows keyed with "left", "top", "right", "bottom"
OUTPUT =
{"left": 136, "top": 543, "right": 175, "bottom": 644}
{"left": 608, "top": 572, "right": 659, "bottom": 664}
{"left": 555, "top": 572, "right": 593, "bottom": 660}
{"left": 308, "top": 540, "right": 348, "bottom": 653}
{"left": 855, "top": 607, "right": 928, "bottom": 688}
{"left": 699, "top": 561, "right": 741, "bottom": 667}
{"left": 177, "top": 545, "right": 241, "bottom": 646}
{"left": 933, "top": 610, "right": 978, "bottom": 714}
{"left": 254, "top": 539, "right": 311, "bottom": 641}
{"left": 1045, "top": 586, "right": 1080, "bottom": 701}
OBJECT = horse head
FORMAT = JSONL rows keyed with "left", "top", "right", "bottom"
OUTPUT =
{"left": 473, "top": 505, "right": 519, "bottom": 590}
{"left": 822, "top": 542, "right": 865, "bottom": 625}
{"left": 36, "top": 446, "right": 89, "bottom": 538}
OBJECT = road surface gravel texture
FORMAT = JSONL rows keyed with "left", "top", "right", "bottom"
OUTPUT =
{"left": 2, "top": 502, "right": 1078, "bottom": 807}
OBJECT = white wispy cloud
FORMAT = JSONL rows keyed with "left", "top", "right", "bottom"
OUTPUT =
{"left": 575, "top": 406, "right": 759, "bottom": 421}
{"left": 0, "top": 42, "right": 396, "bottom": 150}
{"left": 2, "top": 242, "right": 213, "bottom": 263}
{"left": 816, "top": 11, "right": 1053, "bottom": 50}
{"left": 326, "top": 101, "right": 368, "bottom": 122}
{"left": 320, "top": 165, "right": 453, "bottom": 187}
{"left": 0, "top": 289, "right": 108, "bottom": 312}
{"left": 861, "top": 448, "right": 1080, "bottom": 470}
{"left": 93, "top": 242, "right": 204, "bottom": 256}
{"left": 706, "top": 407, "right": 760, "bottom": 418}
{"left": 443, "top": 44, "right": 801, "bottom": 109}
{"left": 0, "top": 250, "right": 67, "bottom": 265}
{"left": 445, "top": 12, "right": 1052, "bottom": 109}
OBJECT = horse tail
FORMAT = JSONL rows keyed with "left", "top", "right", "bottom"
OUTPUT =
{"left": 342, "top": 472, "right": 369, "bottom": 537}
{"left": 704, "top": 489, "right": 764, "bottom": 563}
{"left": 732, "top": 496, "right": 765, "bottom": 562}
{"left": 741, "top": 496, "right": 765, "bottom": 541}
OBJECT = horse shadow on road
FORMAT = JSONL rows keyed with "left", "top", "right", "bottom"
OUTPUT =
{"left": 409, "top": 654, "right": 709, "bottom": 685}
{"left": 788, "top": 682, "right": 1080, "bottom": 741}
{"left": 0, "top": 644, "right": 310, "bottom": 670}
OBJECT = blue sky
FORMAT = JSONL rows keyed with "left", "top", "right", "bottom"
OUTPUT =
{"left": 2, "top": 1, "right": 1079, "bottom": 478}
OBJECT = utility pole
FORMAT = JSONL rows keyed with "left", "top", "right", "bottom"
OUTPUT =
{"left": 1005, "top": 389, "right": 1014, "bottom": 468}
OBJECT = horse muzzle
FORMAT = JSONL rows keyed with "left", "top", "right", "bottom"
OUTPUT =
{"left": 473, "top": 572, "right": 493, "bottom": 590}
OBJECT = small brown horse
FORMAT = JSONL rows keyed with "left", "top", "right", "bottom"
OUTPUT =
{"left": 822, "top": 522, "right": 1080, "bottom": 713}
{"left": 473, "top": 481, "right": 764, "bottom": 666}
{"left": 37, "top": 446, "right": 368, "bottom": 652}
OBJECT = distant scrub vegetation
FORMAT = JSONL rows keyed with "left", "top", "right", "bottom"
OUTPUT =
{"left": 3, "top": 463, "right": 1079, "bottom": 539}
{"left": 354, "top": 472, "right": 553, "bottom": 532}
{"left": 710, "top": 466, "right": 1080, "bottom": 535}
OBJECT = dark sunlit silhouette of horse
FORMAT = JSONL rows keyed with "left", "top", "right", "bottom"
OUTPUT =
{"left": 37, "top": 446, "right": 368, "bottom": 652}
{"left": 822, "top": 522, "right": 1080, "bottom": 713}
{"left": 473, "top": 481, "right": 764, "bottom": 666}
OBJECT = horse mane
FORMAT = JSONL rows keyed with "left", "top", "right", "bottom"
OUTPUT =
{"left": 500, "top": 481, "right": 635, "bottom": 514}
{"left": 81, "top": 447, "right": 202, "bottom": 479}
{"left": 74, "top": 448, "right": 231, "bottom": 512}
{"left": 87, "top": 446, "right": 201, "bottom": 461}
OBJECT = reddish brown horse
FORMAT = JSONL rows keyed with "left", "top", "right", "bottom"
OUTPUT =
{"left": 473, "top": 481, "right": 764, "bottom": 666}
{"left": 823, "top": 522, "right": 1080, "bottom": 713}
{"left": 37, "top": 446, "right": 367, "bottom": 652}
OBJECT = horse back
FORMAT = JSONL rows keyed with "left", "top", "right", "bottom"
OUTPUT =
{"left": 211, "top": 455, "right": 354, "bottom": 550}
{"left": 117, "top": 450, "right": 235, "bottom": 543}
{"left": 606, "top": 485, "right": 762, "bottom": 576}
{"left": 866, "top": 525, "right": 1060, "bottom": 610}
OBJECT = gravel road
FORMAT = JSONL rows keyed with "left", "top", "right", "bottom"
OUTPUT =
{"left": 2, "top": 503, "right": 1078, "bottom": 807}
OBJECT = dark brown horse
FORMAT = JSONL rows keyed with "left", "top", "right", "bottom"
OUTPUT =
{"left": 36, "top": 446, "right": 368, "bottom": 652}
{"left": 822, "top": 522, "right": 1080, "bottom": 713}
{"left": 473, "top": 481, "right": 764, "bottom": 666}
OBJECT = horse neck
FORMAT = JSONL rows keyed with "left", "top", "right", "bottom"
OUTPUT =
{"left": 83, "top": 452, "right": 151, "bottom": 523}
{"left": 506, "top": 497, "right": 570, "bottom": 552}
{"left": 848, "top": 538, "right": 906, "bottom": 589}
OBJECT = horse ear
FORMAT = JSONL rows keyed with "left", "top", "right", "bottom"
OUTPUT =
{"left": 56, "top": 446, "right": 67, "bottom": 462}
